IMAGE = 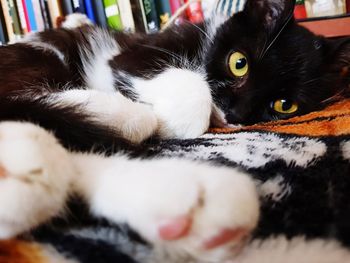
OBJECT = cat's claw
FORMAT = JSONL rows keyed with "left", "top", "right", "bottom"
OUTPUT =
{"left": 0, "top": 122, "right": 73, "bottom": 238}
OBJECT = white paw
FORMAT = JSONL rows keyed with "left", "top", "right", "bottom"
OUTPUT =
{"left": 61, "top": 13, "right": 93, "bottom": 29}
{"left": 91, "top": 159, "right": 259, "bottom": 261}
{"left": 0, "top": 122, "right": 73, "bottom": 238}
{"left": 133, "top": 68, "right": 212, "bottom": 139}
{"left": 56, "top": 90, "right": 158, "bottom": 144}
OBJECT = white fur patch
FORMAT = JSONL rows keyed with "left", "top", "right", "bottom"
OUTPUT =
{"left": 61, "top": 13, "right": 93, "bottom": 28}
{"left": 80, "top": 28, "right": 121, "bottom": 92}
{"left": 341, "top": 141, "right": 350, "bottom": 160}
{"left": 133, "top": 68, "right": 212, "bottom": 139}
{"left": 0, "top": 122, "right": 73, "bottom": 238}
{"left": 21, "top": 34, "right": 66, "bottom": 64}
{"left": 52, "top": 89, "right": 158, "bottom": 143}
{"left": 72, "top": 153, "right": 259, "bottom": 261}
{"left": 258, "top": 175, "right": 291, "bottom": 202}
{"left": 162, "top": 132, "right": 327, "bottom": 168}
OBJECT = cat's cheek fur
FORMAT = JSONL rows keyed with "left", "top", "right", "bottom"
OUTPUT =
{"left": 72, "top": 153, "right": 260, "bottom": 261}
{"left": 0, "top": 122, "right": 73, "bottom": 238}
{"left": 133, "top": 68, "right": 212, "bottom": 139}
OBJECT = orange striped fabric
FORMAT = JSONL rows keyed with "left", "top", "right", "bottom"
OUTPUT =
{"left": 210, "top": 99, "right": 350, "bottom": 137}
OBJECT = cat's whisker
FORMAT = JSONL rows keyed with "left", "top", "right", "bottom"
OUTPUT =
{"left": 183, "top": 20, "right": 214, "bottom": 45}
{"left": 139, "top": 44, "right": 184, "bottom": 64}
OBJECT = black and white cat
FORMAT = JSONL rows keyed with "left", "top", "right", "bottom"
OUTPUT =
{"left": 0, "top": 0, "right": 349, "bottom": 261}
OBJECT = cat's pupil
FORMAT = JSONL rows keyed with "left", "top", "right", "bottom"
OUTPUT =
{"left": 236, "top": 58, "right": 247, "bottom": 69}
{"left": 281, "top": 99, "right": 292, "bottom": 111}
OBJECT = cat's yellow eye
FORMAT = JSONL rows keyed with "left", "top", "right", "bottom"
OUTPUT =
{"left": 272, "top": 99, "right": 298, "bottom": 114}
{"left": 228, "top": 52, "right": 249, "bottom": 77}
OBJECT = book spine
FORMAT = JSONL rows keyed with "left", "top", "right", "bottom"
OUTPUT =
{"left": 84, "top": 0, "right": 96, "bottom": 22}
{"left": 92, "top": 0, "right": 107, "bottom": 27}
{"left": 0, "top": 2, "right": 9, "bottom": 44}
{"left": 16, "top": 0, "right": 28, "bottom": 33}
{"left": 72, "top": 0, "right": 86, "bottom": 13}
{"left": 1, "top": 0, "right": 15, "bottom": 41}
{"left": 39, "top": 0, "right": 51, "bottom": 29}
{"left": 21, "top": 0, "right": 30, "bottom": 31}
{"left": 7, "top": 0, "right": 22, "bottom": 37}
{"left": 31, "top": 0, "right": 45, "bottom": 30}
{"left": 155, "top": 0, "right": 171, "bottom": 28}
{"left": 62, "top": 0, "right": 74, "bottom": 14}
{"left": 46, "top": 0, "right": 62, "bottom": 28}
{"left": 142, "top": 0, "right": 159, "bottom": 33}
{"left": 130, "top": 0, "right": 147, "bottom": 32}
{"left": 169, "top": 0, "right": 180, "bottom": 14}
{"left": 184, "top": 0, "right": 203, "bottom": 24}
{"left": 118, "top": 0, "right": 135, "bottom": 32}
{"left": 103, "top": 0, "right": 123, "bottom": 30}
{"left": 23, "top": 0, "right": 37, "bottom": 31}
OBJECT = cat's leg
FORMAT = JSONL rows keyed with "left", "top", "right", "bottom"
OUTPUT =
{"left": 132, "top": 67, "right": 213, "bottom": 139}
{"left": 0, "top": 122, "right": 74, "bottom": 238}
{"left": 51, "top": 89, "right": 158, "bottom": 143}
{"left": 72, "top": 153, "right": 259, "bottom": 261}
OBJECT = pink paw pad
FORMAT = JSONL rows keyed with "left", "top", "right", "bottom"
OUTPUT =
{"left": 0, "top": 166, "right": 6, "bottom": 178}
{"left": 158, "top": 215, "right": 192, "bottom": 240}
{"left": 203, "top": 228, "right": 249, "bottom": 250}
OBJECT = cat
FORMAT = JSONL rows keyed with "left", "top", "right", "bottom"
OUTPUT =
{"left": 0, "top": 0, "right": 349, "bottom": 261}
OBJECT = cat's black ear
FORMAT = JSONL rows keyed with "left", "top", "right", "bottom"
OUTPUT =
{"left": 243, "top": 0, "right": 295, "bottom": 33}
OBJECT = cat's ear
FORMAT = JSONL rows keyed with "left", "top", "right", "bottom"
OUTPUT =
{"left": 243, "top": 0, "right": 295, "bottom": 33}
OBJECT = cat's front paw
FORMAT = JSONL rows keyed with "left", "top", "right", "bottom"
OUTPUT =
{"left": 133, "top": 68, "right": 212, "bottom": 139}
{"left": 0, "top": 122, "right": 73, "bottom": 238}
{"left": 91, "top": 159, "right": 259, "bottom": 261}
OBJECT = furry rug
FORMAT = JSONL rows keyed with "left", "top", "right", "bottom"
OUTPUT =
{"left": 1, "top": 99, "right": 350, "bottom": 263}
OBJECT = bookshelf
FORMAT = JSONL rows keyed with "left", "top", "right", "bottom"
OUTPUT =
{"left": 298, "top": 14, "right": 350, "bottom": 38}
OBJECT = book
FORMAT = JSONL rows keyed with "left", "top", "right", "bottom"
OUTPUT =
{"left": 103, "top": 0, "right": 123, "bottom": 30}
{"left": 169, "top": 0, "right": 181, "bottom": 14}
{"left": 118, "top": 0, "right": 135, "bottom": 31}
{"left": 32, "top": 0, "right": 45, "bottom": 31}
{"left": 46, "top": 0, "right": 62, "bottom": 28}
{"left": 155, "top": 0, "right": 171, "bottom": 28}
{"left": 21, "top": 0, "right": 30, "bottom": 31}
{"left": 142, "top": 0, "right": 159, "bottom": 32}
{"left": 184, "top": 0, "right": 203, "bottom": 23}
{"left": 23, "top": 0, "right": 37, "bottom": 31}
{"left": 84, "top": 0, "right": 96, "bottom": 22}
{"left": 0, "top": 2, "right": 9, "bottom": 44}
{"left": 39, "top": 0, "right": 51, "bottom": 29}
{"left": 130, "top": 0, "right": 147, "bottom": 32}
{"left": 1, "top": 0, "right": 15, "bottom": 41}
{"left": 72, "top": 0, "right": 86, "bottom": 13}
{"left": 61, "top": 0, "right": 74, "bottom": 14}
{"left": 15, "top": 0, "right": 28, "bottom": 33}
{"left": 7, "top": 0, "right": 22, "bottom": 37}
{"left": 92, "top": 0, "right": 107, "bottom": 27}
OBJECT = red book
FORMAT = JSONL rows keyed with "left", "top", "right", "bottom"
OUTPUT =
{"left": 184, "top": 0, "right": 203, "bottom": 23}
{"left": 21, "top": 0, "right": 31, "bottom": 31}
{"left": 169, "top": 0, "right": 181, "bottom": 14}
{"left": 294, "top": 4, "right": 307, "bottom": 19}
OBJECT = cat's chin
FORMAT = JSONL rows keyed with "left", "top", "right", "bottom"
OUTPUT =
{"left": 210, "top": 105, "right": 242, "bottom": 129}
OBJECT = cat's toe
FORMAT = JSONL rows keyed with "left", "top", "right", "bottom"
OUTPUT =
{"left": 0, "top": 122, "right": 73, "bottom": 238}
{"left": 154, "top": 166, "right": 259, "bottom": 261}
{"left": 119, "top": 102, "right": 158, "bottom": 144}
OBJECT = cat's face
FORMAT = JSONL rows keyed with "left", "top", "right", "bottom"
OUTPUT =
{"left": 206, "top": 0, "right": 350, "bottom": 125}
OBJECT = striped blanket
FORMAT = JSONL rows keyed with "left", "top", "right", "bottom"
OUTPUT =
{"left": 1, "top": 99, "right": 350, "bottom": 263}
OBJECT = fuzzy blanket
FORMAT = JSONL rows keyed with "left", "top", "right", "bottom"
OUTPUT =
{"left": 1, "top": 99, "right": 350, "bottom": 263}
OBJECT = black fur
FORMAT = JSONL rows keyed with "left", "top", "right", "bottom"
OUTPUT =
{"left": 0, "top": 0, "right": 349, "bottom": 151}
